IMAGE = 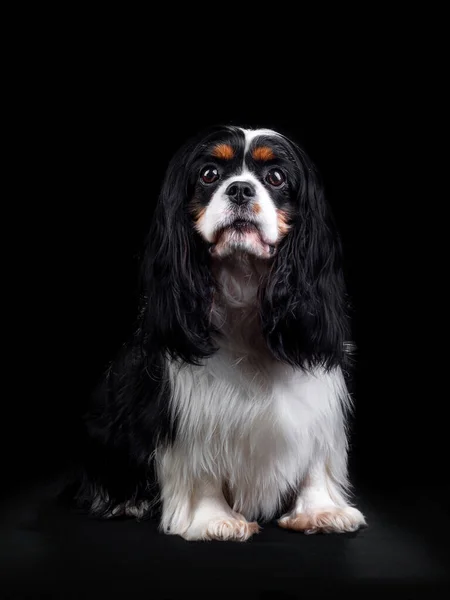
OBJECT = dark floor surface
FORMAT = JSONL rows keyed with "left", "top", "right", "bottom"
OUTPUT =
{"left": 1, "top": 477, "right": 449, "bottom": 599}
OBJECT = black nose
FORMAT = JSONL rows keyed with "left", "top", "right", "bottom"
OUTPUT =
{"left": 225, "top": 181, "right": 256, "bottom": 205}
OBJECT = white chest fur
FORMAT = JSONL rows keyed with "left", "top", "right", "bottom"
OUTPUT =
{"left": 168, "top": 352, "right": 347, "bottom": 520}
{"left": 165, "top": 255, "right": 349, "bottom": 521}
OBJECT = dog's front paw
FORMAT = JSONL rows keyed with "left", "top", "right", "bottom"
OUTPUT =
{"left": 182, "top": 515, "right": 260, "bottom": 542}
{"left": 278, "top": 506, "right": 366, "bottom": 534}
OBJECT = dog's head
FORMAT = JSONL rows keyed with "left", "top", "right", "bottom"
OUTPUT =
{"left": 141, "top": 126, "right": 349, "bottom": 368}
{"left": 189, "top": 127, "right": 298, "bottom": 259}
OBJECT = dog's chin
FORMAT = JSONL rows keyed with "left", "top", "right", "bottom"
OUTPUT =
{"left": 209, "top": 223, "right": 275, "bottom": 260}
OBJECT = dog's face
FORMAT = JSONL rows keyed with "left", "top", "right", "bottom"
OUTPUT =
{"left": 189, "top": 128, "right": 300, "bottom": 259}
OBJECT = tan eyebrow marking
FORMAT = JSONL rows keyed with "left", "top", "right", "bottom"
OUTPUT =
{"left": 212, "top": 143, "right": 235, "bottom": 160}
{"left": 252, "top": 146, "right": 275, "bottom": 161}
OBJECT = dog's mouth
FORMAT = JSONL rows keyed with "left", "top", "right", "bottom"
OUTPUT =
{"left": 209, "top": 219, "right": 276, "bottom": 257}
{"left": 213, "top": 219, "right": 260, "bottom": 241}
{"left": 224, "top": 219, "right": 259, "bottom": 234}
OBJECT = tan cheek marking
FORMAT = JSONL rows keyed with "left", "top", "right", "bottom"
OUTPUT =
{"left": 189, "top": 202, "right": 206, "bottom": 227}
{"left": 252, "top": 202, "right": 262, "bottom": 215}
{"left": 252, "top": 146, "right": 275, "bottom": 161}
{"left": 212, "top": 143, "right": 234, "bottom": 160}
{"left": 195, "top": 207, "right": 206, "bottom": 223}
{"left": 277, "top": 209, "right": 292, "bottom": 236}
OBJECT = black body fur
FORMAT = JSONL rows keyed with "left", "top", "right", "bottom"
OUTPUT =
{"left": 72, "top": 126, "right": 350, "bottom": 518}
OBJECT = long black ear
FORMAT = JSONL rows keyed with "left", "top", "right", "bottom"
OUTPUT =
{"left": 260, "top": 148, "right": 349, "bottom": 370}
{"left": 139, "top": 142, "right": 216, "bottom": 365}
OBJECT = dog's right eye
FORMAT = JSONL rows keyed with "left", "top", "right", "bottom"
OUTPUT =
{"left": 200, "top": 167, "right": 220, "bottom": 185}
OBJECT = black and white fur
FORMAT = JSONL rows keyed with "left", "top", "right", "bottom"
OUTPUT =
{"left": 75, "top": 126, "right": 366, "bottom": 540}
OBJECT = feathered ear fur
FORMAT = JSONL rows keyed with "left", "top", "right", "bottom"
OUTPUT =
{"left": 139, "top": 140, "right": 216, "bottom": 365}
{"left": 260, "top": 145, "right": 349, "bottom": 370}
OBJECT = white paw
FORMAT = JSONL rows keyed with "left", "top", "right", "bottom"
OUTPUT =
{"left": 181, "top": 516, "right": 260, "bottom": 542}
{"left": 278, "top": 506, "right": 366, "bottom": 534}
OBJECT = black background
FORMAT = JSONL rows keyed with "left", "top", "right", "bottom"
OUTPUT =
{"left": 11, "top": 61, "right": 443, "bottom": 492}
{"left": 3, "top": 30, "right": 448, "bottom": 597}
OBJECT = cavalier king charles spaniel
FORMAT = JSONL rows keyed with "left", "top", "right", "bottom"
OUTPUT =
{"left": 74, "top": 126, "right": 366, "bottom": 541}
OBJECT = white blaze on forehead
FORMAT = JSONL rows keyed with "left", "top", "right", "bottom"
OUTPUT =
{"left": 240, "top": 128, "right": 281, "bottom": 154}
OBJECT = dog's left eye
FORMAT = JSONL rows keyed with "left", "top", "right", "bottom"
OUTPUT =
{"left": 200, "top": 167, "right": 220, "bottom": 184}
{"left": 266, "top": 168, "right": 286, "bottom": 187}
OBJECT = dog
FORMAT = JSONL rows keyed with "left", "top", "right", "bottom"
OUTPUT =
{"left": 74, "top": 125, "right": 366, "bottom": 541}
